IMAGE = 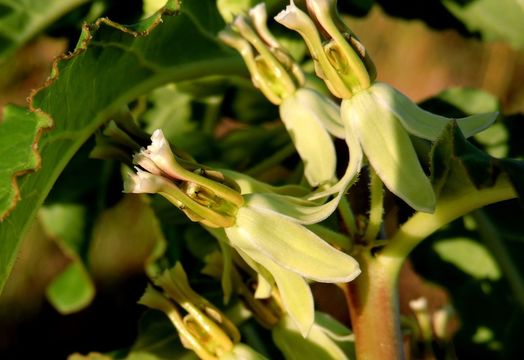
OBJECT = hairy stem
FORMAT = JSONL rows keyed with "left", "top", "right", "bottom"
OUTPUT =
{"left": 364, "top": 167, "right": 384, "bottom": 243}
{"left": 344, "top": 252, "right": 404, "bottom": 360}
{"left": 346, "top": 176, "right": 517, "bottom": 359}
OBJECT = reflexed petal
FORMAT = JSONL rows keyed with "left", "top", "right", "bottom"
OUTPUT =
{"left": 371, "top": 82, "right": 497, "bottom": 140}
{"left": 295, "top": 88, "right": 345, "bottom": 139}
{"left": 273, "top": 312, "right": 352, "bottom": 360}
{"left": 243, "top": 248, "right": 315, "bottom": 337}
{"left": 280, "top": 91, "right": 337, "bottom": 187}
{"left": 342, "top": 90, "right": 436, "bottom": 212}
{"left": 235, "top": 247, "right": 275, "bottom": 299}
{"left": 225, "top": 206, "right": 361, "bottom": 283}
{"left": 220, "top": 169, "right": 309, "bottom": 197}
{"left": 308, "top": 118, "right": 363, "bottom": 200}
{"left": 244, "top": 193, "right": 338, "bottom": 225}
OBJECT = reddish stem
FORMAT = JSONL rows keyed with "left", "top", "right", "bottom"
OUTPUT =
{"left": 345, "top": 252, "right": 404, "bottom": 360}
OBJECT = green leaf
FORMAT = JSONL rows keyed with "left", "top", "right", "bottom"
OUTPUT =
{"left": 0, "top": 105, "right": 51, "bottom": 220}
{"left": 499, "top": 159, "right": 524, "bottom": 205}
{"left": 0, "top": 0, "right": 243, "bottom": 294}
{"left": 46, "top": 261, "right": 95, "bottom": 314}
{"left": 0, "top": 0, "right": 89, "bottom": 62}
{"left": 443, "top": 0, "right": 524, "bottom": 48}
{"left": 430, "top": 122, "right": 489, "bottom": 192}
{"left": 39, "top": 203, "right": 95, "bottom": 314}
{"left": 435, "top": 87, "right": 499, "bottom": 115}
{"left": 143, "top": 85, "right": 194, "bottom": 142}
{"left": 433, "top": 236, "right": 501, "bottom": 280}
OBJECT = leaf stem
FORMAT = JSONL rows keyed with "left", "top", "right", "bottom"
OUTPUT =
{"left": 379, "top": 175, "right": 517, "bottom": 278}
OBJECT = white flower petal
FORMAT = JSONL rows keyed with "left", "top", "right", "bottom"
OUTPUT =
{"left": 342, "top": 90, "right": 436, "bottom": 212}
{"left": 295, "top": 88, "right": 345, "bottom": 139}
{"left": 225, "top": 206, "right": 361, "bottom": 283}
{"left": 244, "top": 193, "right": 338, "bottom": 225}
{"left": 280, "top": 91, "right": 337, "bottom": 187}
{"left": 273, "top": 312, "right": 352, "bottom": 360}
{"left": 237, "top": 247, "right": 314, "bottom": 337}
{"left": 372, "top": 82, "right": 497, "bottom": 140}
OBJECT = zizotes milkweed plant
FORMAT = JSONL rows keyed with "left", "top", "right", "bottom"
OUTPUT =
{"left": 114, "top": 0, "right": 517, "bottom": 359}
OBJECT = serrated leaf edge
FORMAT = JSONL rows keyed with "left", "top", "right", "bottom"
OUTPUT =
{"left": 1, "top": 2, "right": 181, "bottom": 222}
{"left": 0, "top": 107, "right": 52, "bottom": 221}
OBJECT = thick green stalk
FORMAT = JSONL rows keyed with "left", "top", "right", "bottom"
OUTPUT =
{"left": 345, "top": 252, "right": 404, "bottom": 360}
{"left": 345, "top": 176, "right": 517, "bottom": 359}
{"left": 363, "top": 167, "right": 384, "bottom": 243}
{"left": 380, "top": 176, "right": 517, "bottom": 277}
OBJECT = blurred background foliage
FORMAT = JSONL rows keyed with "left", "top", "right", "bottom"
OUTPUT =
{"left": 0, "top": 0, "right": 523, "bottom": 359}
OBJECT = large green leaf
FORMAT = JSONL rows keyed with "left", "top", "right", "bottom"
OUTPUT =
{"left": 443, "top": 0, "right": 524, "bottom": 48}
{"left": 0, "top": 0, "right": 89, "bottom": 62}
{"left": 0, "top": 0, "right": 244, "bottom": 293}
{"left": 0, "top": 105, "right": 51, "bottom": 219}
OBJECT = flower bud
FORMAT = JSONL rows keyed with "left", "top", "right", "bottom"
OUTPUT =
{"left": 142, "top": 264, "right": 242, "bottom": 359}
{"left": 219, "top": 3, "right": 303, "bottom": 105}
{"left": 276, "top": 0, "right": 375, "bottom": 98}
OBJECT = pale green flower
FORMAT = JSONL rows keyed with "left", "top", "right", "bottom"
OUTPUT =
{"left": 139, "top": 263, "right": 266, "bottom": 360}
{"left": 341, "top": 82, "right": 497, "bottom": 212}
{"left": 219, "top": 3, "right": 340, "bottom": 187}
{"left": 126, "top": 129, "right": 361, "bottom": 337}
{"left": 206, "top": 191, "right": 360, "bottom": 337}
{"left": 276, "top": 0, "right": 498, "bottom": 212}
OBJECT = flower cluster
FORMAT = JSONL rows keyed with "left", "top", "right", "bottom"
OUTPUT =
{"left": 123, "top": 1, "right": 500, "bottom": 359}
{"left": 126, "top": 129, "right": 359, "bottom": 337}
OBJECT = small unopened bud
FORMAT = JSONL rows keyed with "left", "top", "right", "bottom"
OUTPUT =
{"left": 220, "top": 3, "right": 303, "bottom": 104}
